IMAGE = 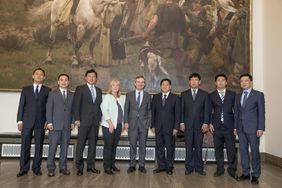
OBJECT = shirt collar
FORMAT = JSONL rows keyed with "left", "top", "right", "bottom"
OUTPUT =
{"left": 191, "top": 88, "right": 198, "bottom": 93}
{"left": 162, "top": 92, "right": 170, "bottom": 97}
{"left": 217, "top": 88, "right": 226, "bottom": 94}
{"left": 59, "top": 87, "right": 67, "bottom": 93}
{"left": 243, "top": 88, "right": 252, "bottom": 94}
{"left": 87, "top": 83, "right": 95, "bottom": 88}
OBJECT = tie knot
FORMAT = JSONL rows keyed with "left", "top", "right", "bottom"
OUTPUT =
{"left": 163, "top": 94, "right": 167, "bottom": 98}
{"left": 244, "top": 91, "right": 248, "bottom": 95}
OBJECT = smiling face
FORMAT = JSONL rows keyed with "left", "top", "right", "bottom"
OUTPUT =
{"left": 85, "top": 72, "right": 97, "bottom": 85}
{"left": 240, "top": 76, "right": 252, "bottom": 90}
{"left": 160, "top": 80, "right": 171, "bottom": 93}
{"left": 58, "top": 75, "right": 69, "bottom": 89}
{"left": 135, "top": 77, "right": 145, "bottom": 91}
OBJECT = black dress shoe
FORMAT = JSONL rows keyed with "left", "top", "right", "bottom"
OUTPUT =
{"left": 166, "top": 169, "right": 173, "bottom": 175}
{"left": 77, "top": 170, "right": 83, "bottom": 176}
{"left": 185, "top": 170, "right": 193, "bottom": 175}
{"left": 251, "top": 176, "right": 259, "bottom": 185}
{"left": 59, "top": 169, "right": 70, "bottom": 175}
{"left": 127, "top": 166, "right": 136, "bottom": 173}
{"left": 237, "top": 174, "right": 250, "bottom": 181}
{"left": 138, "top": 167, "right": 147, "bottom": 173}
{"left": 17, "top": 170, "right": 28, "bottom": 177}
{"left": 105, "top": 169, "right": 114, "bottom": 175}
{"left": 87, "top": 168, "right": 100, "bottom": 174}
{"left": 33, "top": 170, "right": 42, "bottom": 176}
{"left": 111, "top": 166, "right": 120, "bottom": 172}
{"left": 153, "top": 168, "right": 166, "bottom": 174}
{"left": 196, "top": 170, "right": 207, "bottom": 176}
{"left": 48, "top": 170, "right": 55, "bottom": 177}
{"left": 214, "top": 171, "right": 224, "bottom": 177}
{"left": 228, "top": 171, "right": 238, "bottom": 179}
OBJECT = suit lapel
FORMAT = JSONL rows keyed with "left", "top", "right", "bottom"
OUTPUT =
{"left": 244, "top": 89, "right": 255, "bottom": 108}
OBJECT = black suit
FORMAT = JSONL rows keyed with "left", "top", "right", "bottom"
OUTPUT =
{"left": 17, "top": 85, "right": 51, "bottom": 173}
{"left": 151, "top": 93, "right": 180, "bottom": 170}
{"left": 209, "top": 89, "right": 237, "bottom": 174}
{"left": 180, "top": 88, "right": 210, "bottom": 172}
{"left": 73, "top": 84, "right": 102, "bottom": 171}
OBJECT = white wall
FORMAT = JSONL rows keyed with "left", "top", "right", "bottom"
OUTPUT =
{"left": 0, "top": 0, "right": 282, "bottom": 157}
{"left": 262, "top": 0, "right": 282, "bottom": 158}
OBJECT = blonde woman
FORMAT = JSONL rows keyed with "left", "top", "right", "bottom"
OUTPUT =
{"left": 101, "top": 79, "right": 125, "bottom": 175}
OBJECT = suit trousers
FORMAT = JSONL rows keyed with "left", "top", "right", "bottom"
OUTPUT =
{"left": 213, "top": 126, "right": 237, "bottom": 174}
{"left": 47, "top": 130, "right": 71, "bottom": 171}
{"left": 76, "top": 125, "right": 99, "bottom": 171}
{"left": 185, "top": 129, "right": 204, "bottom": 172}
{"left": 102, "top": 123, "right": 122, "bottom": 170}
{"left": 20, "top": 127, "right": 45, "bottom": 172}
{"left": 238, "top": 130, "right": 261, "bottom": 177}
{"left": 128, "top": 119, "right": 148, "bottom": 167}
{"left": 155, "top": 130, "right": 175, "bottom": 169}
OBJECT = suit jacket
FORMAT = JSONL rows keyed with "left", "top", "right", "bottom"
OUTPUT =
{"left": 73, "top": 84, "right": 102, "bottom": 127}
{"left": 46, "top": 89, "right": 74, "bottom": 131}
{"left": 124, "top": 90, "right": 151, "bottom": 129}
{"left": 180, "top": 88, "right": 210, "bottom": 130}
{"left": 151, "top": 92, "right": 180, "bottom": 133}
{"left": 209, "top": 89, "right": 236, "bottom": 130}
{"left": 234, "top": 89, "right": 265, "bottom": 134}
{"left": 101, "top": 94, "right": 125, "bottom": 128}
{"left": 17, "top": 85, "right": 51, "bottom": 129}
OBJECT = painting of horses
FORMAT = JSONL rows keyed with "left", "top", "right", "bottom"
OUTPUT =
{"left": 0, "top": 0, "right": 251, "bottom": 92}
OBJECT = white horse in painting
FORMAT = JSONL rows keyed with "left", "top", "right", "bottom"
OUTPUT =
{"left": 35, "top": 0, "right": 124, "bottom": 65}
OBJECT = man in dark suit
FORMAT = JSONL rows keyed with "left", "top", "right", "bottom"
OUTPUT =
{"left": 209, "top": 74, "right": 237, "bottom": 179}
{"left": 124, "top": 75, "right": 151, "bottom": 174}
{"left": 16, "top": 68, "right": 51, "bottom": 177}
{"left": 180, "top": 73, "right": 210, "bottom": 176}
{"left": 73, "top": 69, "right": 102, "bottom": 176}
{"left": 234, "top": 74, "right": 265, "bottom": 185}
{"left": 46, "top": 74, "right": 74, "bottom": 177}
{"left": 151, "top": 78, "right": 180, "bottom": 175}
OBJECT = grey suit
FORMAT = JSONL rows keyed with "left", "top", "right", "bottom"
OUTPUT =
{"left": 46, "top": 89, "right": 74, "bottom": 171}
{"left": 124, "top": 90, "right": 151, "bottom": 167}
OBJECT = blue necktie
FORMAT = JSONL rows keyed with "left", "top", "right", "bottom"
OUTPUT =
{"left": 35, "top": 85, "right": 39, "bottom": 98}
{"left": 137, "top": 92, "right": 141, "bottom": 109}
{"left": 242, "top": 91, "right": 248, "bottom": 107}
{"left": 90, "top": 85, "right": 96, "bottom": 103}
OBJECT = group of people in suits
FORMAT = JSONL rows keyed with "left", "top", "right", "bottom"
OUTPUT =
{"left": 16, "top": 68, "right": 265, "bottom": 185}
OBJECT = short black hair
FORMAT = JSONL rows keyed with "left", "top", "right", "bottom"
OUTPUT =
{"left": 160, "top": 78, "right": 171, "bottom": 86}
{"left": 189, "top": 73, "right": 201, "bottom": 80}
{"left": 215, "top": 74, "right": 227, "bottom": 81}
{"left": 85, "top": 69, "right": 98, "bottom": 78}
{"left": 240, "top": 73, "right": 253, "bottom": 81}
{"left": 32, "top": 67, "right": 45, "bottom": 76}
{"left": 58, "top": 73, "right": 69, "bottom": 80}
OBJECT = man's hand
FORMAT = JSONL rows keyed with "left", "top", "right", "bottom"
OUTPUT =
{"left": 173, "top": 129, "right": 178, "bottom": 136}
{"left": 71, "top": 123, "right": 75, "bottom": 130}
{"left": 257, "top": 130, "right": 264, "bottom": 137}
{"left": 47, "top": 124, "right": 54, "bottom": 131}
{"left": 234, "top": 129, "right": 237, "bottom": 136}
{"left": 17, "top": 123, "right": 23, "bottom": 132}
{"left": 109, "top": 123, "right": 114, "bottom": 134}
{"left": 209, "top": 124, "right": 214, "bottom": 134}
{"left": 201, "top": 124, "right": 209, "bottom": 133}
{"left": 151, "top": 128, "right": 155, "bottom": 133}
{"left": 124, "top": 123, "right": 129, "bottom": 132}
{"left": 75, "top": 120, "right": 80, "bottom": 128}
{"left": 180, "top": 123, "right": 185, "bottom": 132}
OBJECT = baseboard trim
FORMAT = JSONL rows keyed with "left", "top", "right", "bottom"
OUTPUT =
{"left": 262, "top": 153, "right": 282, "bottom": 168}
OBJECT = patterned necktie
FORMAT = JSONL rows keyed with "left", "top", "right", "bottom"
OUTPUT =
{"left": 162, "top": 94, "right": 167, "bottom": 107}
{"left": 192, "top": 89, "right": 196, "bottom": 101}
{"left": 90, "top": 85, "right": 96, "bottom": 103}
{"left": 137, "top": 92, "right": 141, "bottom": 109}
{"left": 35, "top": 85, "right": 39, "bottom": 98}
{"left": 242, "top": 91, "right": 248, "bottom": 107}
{"left": 219, "top": 91, "right": 225, "bottom": 123}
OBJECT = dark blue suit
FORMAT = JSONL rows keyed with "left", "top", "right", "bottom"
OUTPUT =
{"left": 151, "top": 93, "right": 180, "bottom": 170}
{"left": 209, "top": 89, "right": 237, "bottom": 175}
{"left": 181, "top": 89, "right": 210, "bottom": 172}
{"left": 234, "top": 89, "right": 265, "bottom": 178}
{"left": 17, "top": 85, "right": 50, "bottom": 173}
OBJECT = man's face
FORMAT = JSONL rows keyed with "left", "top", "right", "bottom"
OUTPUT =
{"left": 135, "top": 77, "right": 145, "bottom": 90}
{"left": 32, "top": 70, "right": 45, "bottom": 84}
{"left": 58, "top": 76, "right": 69, "bottom": 89}
{"left": 215, "top": 76, "right": 227, "bottom": 90}
{"left": 189, "top": 77, "right": 201, "bottom": 89}
{"left": 85, "top": 72, "right": 97, "bottom": 85}
{"left": 240, "top": 76, "right": 252, "bottom": 90}
{"left": 160, "top": 80, "right": 171, "bottom": 93}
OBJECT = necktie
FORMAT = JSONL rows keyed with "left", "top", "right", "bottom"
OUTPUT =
{"left": 219, "top": 91, "right": 225, "bottom": 123}
{"left": 35, "top": 85, "right": 39, "bottom": 98}
{"left": 192, "top": 89, "right": 196, "bottom": 101}
{"left": 90, "top": 85, "right": 96, "bottom": 103}
{"left": 63, "top": 90, "right": 67, "bottom": 101}
{"left": 162, "top": 94, "right": 167, "bottom": 107}
{"left": 137, "top": 92, "right": 141, "bottom": 109}
{"left": 242, "top": 91, "right": 248, "bottom": 107}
